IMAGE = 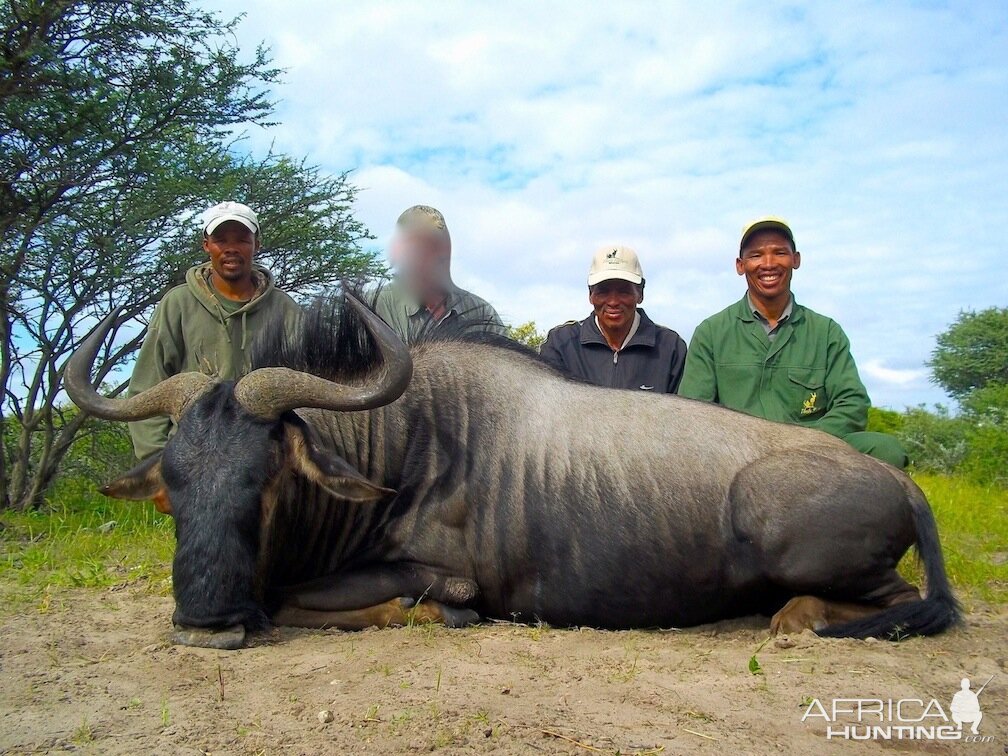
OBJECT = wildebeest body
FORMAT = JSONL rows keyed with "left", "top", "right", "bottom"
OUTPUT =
{"left": 66, "top": 295, "right": 958, "bottom": 642}
{"left": 258, "top": 342, "right": 919, "bottom": 629}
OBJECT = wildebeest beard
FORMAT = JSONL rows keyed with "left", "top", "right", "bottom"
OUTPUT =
{"left": 164, "top": 382, "right": 276, "bottom": 631}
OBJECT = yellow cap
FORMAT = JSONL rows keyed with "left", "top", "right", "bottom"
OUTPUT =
{"left": 740, "top": 216, "right": 795, "bottom": 251}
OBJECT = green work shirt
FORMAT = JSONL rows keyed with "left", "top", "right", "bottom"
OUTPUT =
{"left": 372, "top": 279, "right": 505, "bottom": 344}
{"left": 677, "top": 294, "right": 870, "bottom": 439}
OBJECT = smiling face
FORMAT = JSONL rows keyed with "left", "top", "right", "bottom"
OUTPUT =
{"left": 204, "top": 220, "right": 260, "bottom": 287}
{"left": 589, "top": 278, "right": 643, "bottom": 336}
{"left": 736, "top": 229, "right": 800, "bottom": 306}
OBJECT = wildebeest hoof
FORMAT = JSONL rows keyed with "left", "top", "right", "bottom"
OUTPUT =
{"left": 441, "top": 606, "right": 480, "bottom": 628}
{"left": 171, "top": 623, "right": 246, "bottom": 650}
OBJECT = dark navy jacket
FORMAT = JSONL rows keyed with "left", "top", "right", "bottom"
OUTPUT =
{"left": 539, "top": 309, "right": 687, "bottom": 393}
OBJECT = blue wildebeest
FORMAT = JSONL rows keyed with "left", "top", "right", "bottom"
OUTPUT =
{"left": 65, "top": 293, "right": 960, "bottom": 649}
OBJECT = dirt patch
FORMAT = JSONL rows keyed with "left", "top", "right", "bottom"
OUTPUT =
{"left": 1, "top": 588, "right": 1005, "bottom": 754}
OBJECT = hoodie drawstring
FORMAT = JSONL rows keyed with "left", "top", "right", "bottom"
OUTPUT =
{"left": 215, "top": 303, "right": 231, "bottom": 343}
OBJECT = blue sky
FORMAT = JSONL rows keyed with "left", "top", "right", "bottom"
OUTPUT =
{"left": 206, "top": 1, "right": 1007, "bottom": 409}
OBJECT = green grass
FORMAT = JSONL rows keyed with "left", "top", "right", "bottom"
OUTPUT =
{"left": 901, "top": 473, "right": 1007, "bottom": 604}
{"left": 0, "top": 485, "right": 174, "bottom": 609}
{"left": 0, "top": 473, "right": 1003, "bottom": 616}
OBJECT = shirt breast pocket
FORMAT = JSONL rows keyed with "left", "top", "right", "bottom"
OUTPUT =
{"left": 787, "top": 368, "right": 827, "bottom": 420}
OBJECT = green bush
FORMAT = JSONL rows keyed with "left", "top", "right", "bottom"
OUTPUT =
{"left": 866, "top": 407, "right": 904, "bottom": 435}
{"left": 505, "top": 322, "right": 546, "bottom": 349}
{"left": 961, "top": 381, "right": 1008, "bottom": 427}
{"left": 958, "top": 381, "right": 1008, "bottom": 486}
{"left": 897, "top": 405, "right": 971, "bottom": 475}
{"left": 960, "top": 425, "right": 1008, "bottom": 487}
{"left": 57, "top": 417, "right": 136, "bottom": 487}
{"left": 884, "top": 384, "right": 1007, "bottom": 486}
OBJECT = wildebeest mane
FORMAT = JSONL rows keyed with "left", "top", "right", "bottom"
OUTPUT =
{"left": 250, "top": 285, "right": 549, "bottom": 382}
{"left": 411, "top": 312, "right": 542, "bottom": 361}
{"left": 249, "top": 285, "right": 383, "bottom": 383}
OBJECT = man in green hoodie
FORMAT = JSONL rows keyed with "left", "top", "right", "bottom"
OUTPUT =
{"left": 127, "top": 201, "right": 301, "bottom": 460}
{"left": 677, "top": 216, "right": 908, "bottom": 468}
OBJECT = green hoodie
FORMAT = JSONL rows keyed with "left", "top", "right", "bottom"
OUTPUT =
{"left": 127, "top": 263, "right": 301, "bottom": 460}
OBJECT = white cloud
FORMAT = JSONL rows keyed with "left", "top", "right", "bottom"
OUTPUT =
{"left": 209, "top": 0, "right": 1008, "bottom": 408}
{"left": 860, "top": 359, "right": 929, "bottom": 389}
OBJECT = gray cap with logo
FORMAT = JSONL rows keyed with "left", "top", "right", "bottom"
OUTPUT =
{"left": 396, "top": 205, "right": 449, "bottom": 236}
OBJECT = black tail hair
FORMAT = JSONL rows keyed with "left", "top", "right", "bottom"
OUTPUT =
{"left": 817, "top": 477, "right": 962, "bottom": 640}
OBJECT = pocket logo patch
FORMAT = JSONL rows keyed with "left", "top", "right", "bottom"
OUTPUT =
{"left": 801, "top": 391, "right": 819, "bottom": 415}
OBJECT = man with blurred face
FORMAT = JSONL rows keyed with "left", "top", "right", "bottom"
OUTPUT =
{"left": 126, "top": 201, "right": 301, "bottom": 461}
{"left": 678, "top": 217, "right": 908, "bottom": 467}
{"left": 373, "top": 205, "right": 504, "bottom": 343}
{"left": 540, "top": 245, "right": 687, "bottom": 393}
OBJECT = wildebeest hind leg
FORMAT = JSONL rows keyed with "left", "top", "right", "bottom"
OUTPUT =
{"left": 273, "top": 598, "right": 479, "bottom": 631}
{"left": 770, "top": 580, "right": 920, "bottom": 635}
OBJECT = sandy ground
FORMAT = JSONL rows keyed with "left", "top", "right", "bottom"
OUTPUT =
{"left": 0, "top": 587, "right": 1005, "bottom": 755}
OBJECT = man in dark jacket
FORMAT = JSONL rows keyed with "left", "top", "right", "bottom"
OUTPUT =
{"left": 540, "top": 245, "right": 687, "bottom": 393}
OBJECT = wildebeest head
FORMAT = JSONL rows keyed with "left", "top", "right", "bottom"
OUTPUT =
{"left": 64, "top": 295, "right": 411, "bottom": 641}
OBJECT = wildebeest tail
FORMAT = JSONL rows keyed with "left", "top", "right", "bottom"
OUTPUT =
{"left": 817, "top": 475, "right": 962, "bottom": 640}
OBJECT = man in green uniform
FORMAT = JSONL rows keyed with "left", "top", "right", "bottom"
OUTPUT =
{"left": 373, "top": 205, "right": 503, "bottom": 343}
{"left": 677, "top": 216, "right": 907, "bottom": 467}
{"left": 127, "top": 201, "right": 301, "bottom": 461}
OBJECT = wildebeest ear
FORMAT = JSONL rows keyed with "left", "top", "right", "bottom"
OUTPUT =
{"left": 100, "top": 454, "right": 172, "bottom": 514}
{"left": 283, "top": 417, "right": 396, "bottom": 504}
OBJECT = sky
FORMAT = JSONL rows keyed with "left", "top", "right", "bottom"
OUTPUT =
{"left": 205, "top": 0, "right": 1007, "bottom": 410}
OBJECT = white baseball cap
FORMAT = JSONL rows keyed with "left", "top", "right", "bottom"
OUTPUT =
{"left": 587, "top": 245, "right": 644, "bottom": 286}
{"left": 202, "top": 201, "right": 259, "bottom": 236}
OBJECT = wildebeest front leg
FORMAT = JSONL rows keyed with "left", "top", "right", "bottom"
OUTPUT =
{"left": 273, "top": 597, "right": 478, "bottom": 631}
{"left": 276, "top": 562, "right": 479, "bottom": 614}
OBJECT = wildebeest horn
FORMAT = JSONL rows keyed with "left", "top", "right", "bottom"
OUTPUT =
{"left": 64, "top": 309, "right": 213, "bottom": 421}
{"left": 234, "top": 293, "right": 413, "bottom": 419}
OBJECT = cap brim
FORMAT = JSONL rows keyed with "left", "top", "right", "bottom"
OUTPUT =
{"left": 588, "top": 270, "right": 643, "bottom": 286}
{"left": 205, "top": 215, "right": 258, "bottom": 235}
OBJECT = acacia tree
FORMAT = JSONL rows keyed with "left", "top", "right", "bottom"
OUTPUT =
{"left": 929, "top": 307, "right": 1008, "bottom": 401}
{"left": 1, "top": 1, "right": 380, "bottom": 509}
{"left": 923, "top": 307, "right": 1008, "bottom": 485}
{"left": 505, "top": 322, "right": 545, "bottom": 349}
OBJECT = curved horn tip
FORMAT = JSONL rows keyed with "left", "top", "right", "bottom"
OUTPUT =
{"left": 65, "top": 308, "right": 124, "bottom": 404}
{"left": 65, "top": 307, "right": 211, "bottom": 422}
